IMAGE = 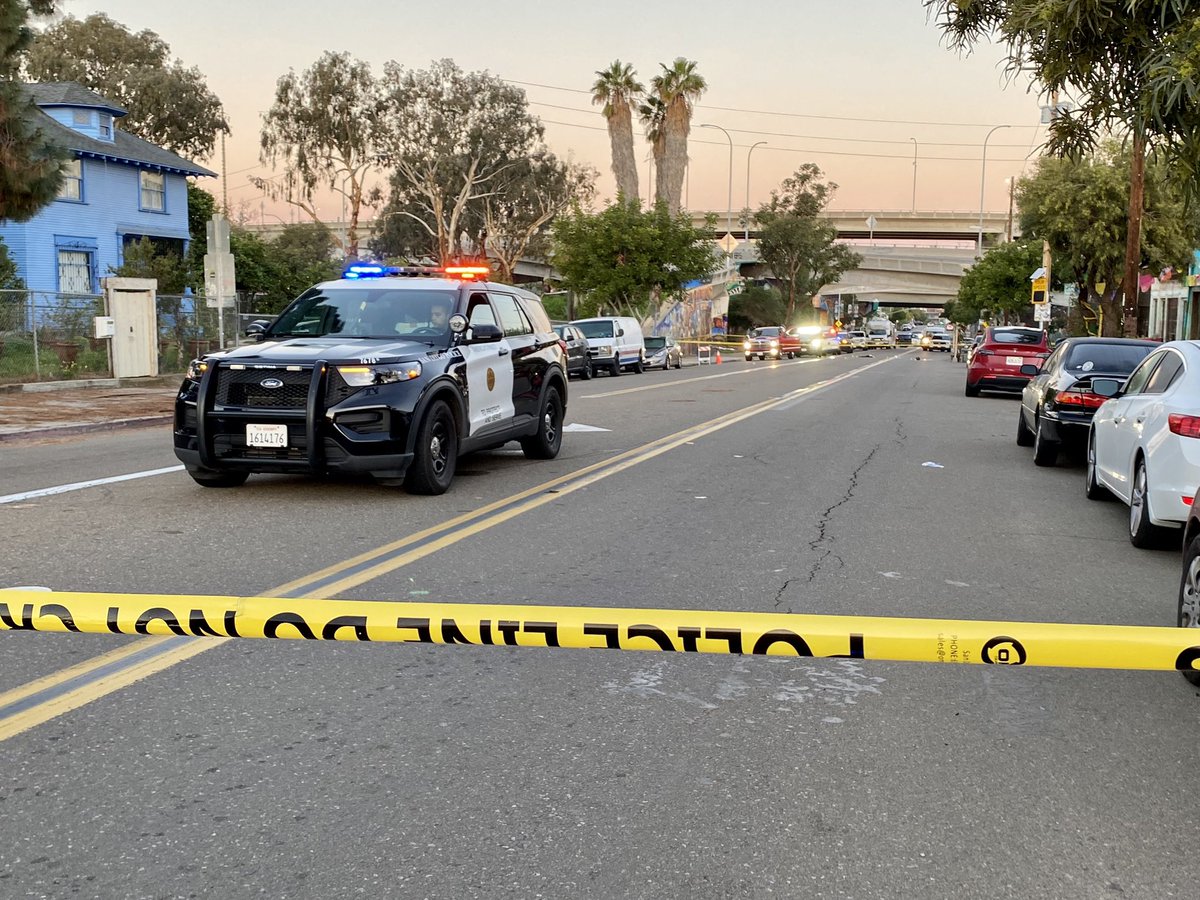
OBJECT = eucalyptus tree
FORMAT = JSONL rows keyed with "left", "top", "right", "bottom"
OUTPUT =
{"left": 0, "top": 0, "right": 64, "bottom": 221}
{"left": 651, "top": 58, "right": 706, "bottom": 216}
{"left": 925, "top": 0, "right": 1200, "bottom": 336}
{"left": 25, "top": 13, "right": 228, "bottom": 159}
{"left": 257, "top": 50, "right": 385, "bottom": 259}
{"left": 375, "top": 59, "right": 544, "bottom": 264}
{"left": 481, "top": 149, "right": 597, "bottom": 283}
{"left": 638, "top": 95, "right": 667, "bottom": 208}
{"left": 591, "top": 61, "right": 642, "bottom": 203}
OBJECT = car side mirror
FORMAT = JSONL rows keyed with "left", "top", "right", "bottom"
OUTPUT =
{"left": 1019, "top": 363, "right": 1041, "bottom": 376}
{"left": 1091, "top": 377, "right": 1123, "bottom": 398}
{"left": 617, "top": 327, "right": 625, "bottom": 336}
{"left": 244, "top": 320, "right": 271, "bottom": 342}
{"left": 469, "top": 323, "right": 503, "bottom": 343}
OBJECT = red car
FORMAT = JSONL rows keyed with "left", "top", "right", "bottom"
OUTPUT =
{"left": 965, "top": 326, "right": 1049, "bottom": 397}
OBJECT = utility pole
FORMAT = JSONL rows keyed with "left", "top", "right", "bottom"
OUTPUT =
{"left": 1005, "top": 178, "right": 1015, "bottom": 243}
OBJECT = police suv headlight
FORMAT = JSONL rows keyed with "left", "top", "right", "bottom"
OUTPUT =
{"left": 770, "top": 340, "right": 779, "bottom": 348}
{"left": 337, "top": 362, "right": 422, "bottom": 387}
{"left": 811, "top": 339, "right": 822, "bottom": 349}
{"left": 185, "top": 358, "right": 208, "bottom": 381}
{"left": 743, "top": 341, "right": 752, "bottom": 350}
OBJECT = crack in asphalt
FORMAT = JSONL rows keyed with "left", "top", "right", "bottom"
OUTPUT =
{"left": 774, "top": 441, "right": 886, "bottom": 612}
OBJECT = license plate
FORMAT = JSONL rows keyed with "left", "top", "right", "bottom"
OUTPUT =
{"left": 246, "top": 423, "right": 288, "bottom": 448}
{"left": 1006, "top": 356, "right": 1023, "bottom": 366}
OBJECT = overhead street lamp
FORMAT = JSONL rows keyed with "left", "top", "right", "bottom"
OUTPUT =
{"left": 700, "top": 123, "right": 734, "bottom": 248}
{"left": 977, "top": 124, "right": 1012, "bottom": 256}
{"left": 745, "top": 141, "right": 767, "bottom": 240}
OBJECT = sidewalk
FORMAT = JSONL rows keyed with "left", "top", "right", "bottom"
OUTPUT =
{"left": 0, "top": 376, "right": 180, "bottom": 441}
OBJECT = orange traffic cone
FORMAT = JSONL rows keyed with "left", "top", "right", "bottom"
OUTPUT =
{"left": 715, "top": 350, "right": 722, "bottom": 364}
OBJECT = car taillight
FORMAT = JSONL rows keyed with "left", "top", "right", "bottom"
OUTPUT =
{"left": 976, "top": 348, "right": 994, "bottom": 357}
{"left": 1168, "top": 413, "right": 1200, "bottom": 438}
{"left": 557, "top": 340, "right": 568, "bottom": 354}
{"left": 1054, "top": 389, "right": 1107, "bottom": 410}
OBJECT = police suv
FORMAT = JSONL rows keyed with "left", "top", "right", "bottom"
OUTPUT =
{"left": 173, "top": 264, "right": 568, "bottom": 495}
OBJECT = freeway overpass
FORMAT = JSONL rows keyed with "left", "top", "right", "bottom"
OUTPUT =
{"left": 696, "top": 208, "right": 1015, "bottom": 248}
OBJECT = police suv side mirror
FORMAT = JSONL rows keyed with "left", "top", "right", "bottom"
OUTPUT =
{"left": 469, "top": 323, "right": 504, "bottom": 343}
{"left": 245, "top": 320, "right": 271, "bottom": 342}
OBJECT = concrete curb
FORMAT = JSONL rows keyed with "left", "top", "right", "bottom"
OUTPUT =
{"left": 0, "top": 415, "right": 173, "bottom": 443}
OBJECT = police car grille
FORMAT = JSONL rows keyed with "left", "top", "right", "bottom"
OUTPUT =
{"left": 215, "top": 367, "right": 311, "bottom": 409}
{"left": 325, "top": 368, "right": 360, "bottom": 406}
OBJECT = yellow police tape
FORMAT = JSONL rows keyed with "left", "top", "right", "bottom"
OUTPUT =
{"left": 2, "top": 590, "right": 1199, "bottom": 673}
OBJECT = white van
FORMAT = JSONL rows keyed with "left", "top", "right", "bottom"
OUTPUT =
{"left": 570, "top": 316, "right": 646, "bottom": 376}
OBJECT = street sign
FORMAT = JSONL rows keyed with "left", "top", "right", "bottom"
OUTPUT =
{"left": 1034, "top": 303, "right": 1051, "bottom": 323}
{"left": 718, "top": 233, "right": 738, "bottom": 254}
{"left": 865, "top": 215, "right": 878, "bottom": 231}
{"left": 834, "top": 319, "right": 844, "bottom": 330}
{"left": 203, "top": 251, "right": 236, "bottom": 309}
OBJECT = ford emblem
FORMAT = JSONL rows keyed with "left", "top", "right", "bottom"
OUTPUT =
{"left": 260, "top": 378, "right": 284, "bottom": 389}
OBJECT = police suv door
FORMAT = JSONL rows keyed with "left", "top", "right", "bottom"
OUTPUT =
{"left": 488, "top": 291, "right": 540, "bottom": 425}
{"left": 461, "top": 292, "right": 515, "bottom": 438}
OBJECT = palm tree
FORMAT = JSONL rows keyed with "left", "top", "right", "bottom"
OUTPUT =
{"left": 651, "top": 58, "right": 707, "bottom": 215}
{"left": 591, "top": 61, "right": 643, "bottom": 204}
{"left": 639, "top": 96, "right": 667, "bottom": 208}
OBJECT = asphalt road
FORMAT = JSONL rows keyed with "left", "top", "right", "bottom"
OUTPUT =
{"left": 1, "top": 350, "right": 1194, "bottom": 899}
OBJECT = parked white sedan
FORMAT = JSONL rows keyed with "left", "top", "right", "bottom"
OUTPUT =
{"left": 1088, "top": 340, "right": 1200, "bottom": 547}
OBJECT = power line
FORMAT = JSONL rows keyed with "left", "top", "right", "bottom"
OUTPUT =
{"left": 537, "top": 118, "right": 1038, "bottom": 163}
{"left": 504, "top": 77, "right": 1041, "bottom": 130}
{"left": 527, "top": 100, "right": 1039, "bottom": 149}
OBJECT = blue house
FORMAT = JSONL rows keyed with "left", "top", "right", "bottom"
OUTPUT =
{"left": 0, "top": 82, "right": 215, "bottom": 296}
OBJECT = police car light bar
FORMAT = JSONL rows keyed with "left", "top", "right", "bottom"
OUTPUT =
{"left": 342, "top": 263, "right": 489, "bottom": 280}
{"left": 444, "top": 266, "right": 490, "bottom": 280}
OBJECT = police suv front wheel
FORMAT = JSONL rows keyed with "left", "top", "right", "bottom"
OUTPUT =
{"left": 521, "top": 386, "right": 563, "bottom": 460}
{"left": 405, "top": 399, "right": 458, "bottom": 495}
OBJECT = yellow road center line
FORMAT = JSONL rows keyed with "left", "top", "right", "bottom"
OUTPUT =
{"left": 0, "top": 354, "right": 896, "bottom": 742}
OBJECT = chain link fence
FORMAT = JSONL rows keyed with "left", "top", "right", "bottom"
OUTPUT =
{"left": 0, "top": 289, "right": 275, "bottom": 385}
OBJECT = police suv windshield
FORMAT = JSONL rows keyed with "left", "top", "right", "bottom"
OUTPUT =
{"left": 268, "top": 287, "right": 459, "bottom": 344}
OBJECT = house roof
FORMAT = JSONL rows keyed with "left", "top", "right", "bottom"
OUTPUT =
{"left": 24, "top": 82, "right": 127, "bottom": 116}
{"left": 22, "top": 82, "right": 216, "bottom": 178}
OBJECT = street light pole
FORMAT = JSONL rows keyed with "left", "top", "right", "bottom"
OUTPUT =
{"left": 700, "top": 123, "right": 734, "bottom": 244}
{"left": 977, "top": 124, "right": 1011, "bottom": 256}
{"left": 909, "top": 138, "right": 917, "bottom": 212}
{"left": 745, "top": 141, "right": 767, "bottom": 240}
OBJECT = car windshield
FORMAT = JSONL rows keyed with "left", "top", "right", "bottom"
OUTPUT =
{"left": 576, "top": 321, "right": 614, "bottom": 339}
{"left": 644, "top": 336, "right": 666, "bottom": 350}
{"left": 268, "top": 286, "right": 457, "bottom": 344}
{"left": 1064, "top": 343, "right": 1155, "bottom": 374}
{"left": 749, "top": 327, "right": 780, "bottom": 338}
{"left": 990, "top": 329, "right": 1044, "bottom": 345}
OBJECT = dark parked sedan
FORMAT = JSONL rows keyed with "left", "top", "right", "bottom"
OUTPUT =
{"left": 1017, "top": 336, "right": 1157, "bottom": 466}
{"left": 553, "top": 323, "right": 593, "bottom": 380}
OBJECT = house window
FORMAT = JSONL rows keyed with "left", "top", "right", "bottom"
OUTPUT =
{"left": 140, "top": 171, "right": 165, "bottom": 211}
{"left": 72, "top": 109, "right": 91, "bottom": 126}
{"left": 57, "top": 249, "right": 94, "bottom": 293}
{"left": 58, "top": 159, "right": 83, "bottom": 201}
{"left": 99, "top": 114, "right": 112, "bottom": 138}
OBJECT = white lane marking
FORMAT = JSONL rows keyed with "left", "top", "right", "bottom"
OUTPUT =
{"left": 582, "top": 357, "right": 822, "bottom": 398}
{"left": 0, "top": 465, "right": 185, "bottom": 505}
{"left": 562, "top": 423, "right": 611, "bottom": 432}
